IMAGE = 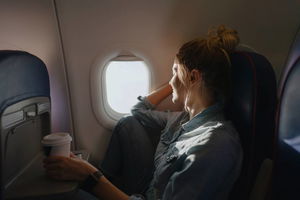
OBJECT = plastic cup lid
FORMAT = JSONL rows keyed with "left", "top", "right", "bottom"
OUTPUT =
{"left": 41, "top": 132, "right": 72, "bottom": 146}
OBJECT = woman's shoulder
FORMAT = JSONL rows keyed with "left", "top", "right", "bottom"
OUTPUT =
{"left": 185, "top": 119, "right": 242, "bottom": 156}
{"left": 206, "top": 119, "right": 240, "bottom": 146}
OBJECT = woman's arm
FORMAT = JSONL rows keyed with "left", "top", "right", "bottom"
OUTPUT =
{"left": 43, "top": 155, "right": 130, "bottom": 200}
{"left": 146, "top": 83, "right": 172, "bottom": 106}
{"left": 131, "top": 83, "right": 174, "bottom": 130}
{"left": 92, "top": 176, "right": 129, "bottom": 200}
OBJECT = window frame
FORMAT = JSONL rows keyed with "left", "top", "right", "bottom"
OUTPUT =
{"left": 90, "top": 52, "right": 152, "bottom": 130}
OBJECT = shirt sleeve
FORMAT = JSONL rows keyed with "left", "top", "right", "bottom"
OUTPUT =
{"left": 128, "top": 194, "right": 146, "bottom": 200}
{"left": 131, "top": 96, "right": 176, "bottom": 130}
{"left": 161, "top": 130, "right": 242, "bottom": 200}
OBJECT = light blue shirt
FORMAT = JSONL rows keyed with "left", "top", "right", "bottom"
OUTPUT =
{"left": 130, "top": 97, "right": 243, "bottom": 200}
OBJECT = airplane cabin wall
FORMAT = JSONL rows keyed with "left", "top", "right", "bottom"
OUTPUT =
{"left": 0, "top": 1, "right": 73, "bottom": 139}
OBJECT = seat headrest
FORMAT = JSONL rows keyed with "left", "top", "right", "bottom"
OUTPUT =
{"left": 277, "top": 27, "right": 300, "bottom": 146}
{"left": 272, "top": 27, "right": 300, "bottom": 199}
{"left": 278, "top": 27, "right": 300, "bottom": 95}
{"left": 279, "top": 58, "right": 300, "bottom": 144}
{"left": 226, "top": 51, "right": 276, "bottom": 155}
{"left": 226, "top": 51, "right": 277, "bottom": 199}
{"left": 0, "top": 51, "right": 50, "bottom": 114}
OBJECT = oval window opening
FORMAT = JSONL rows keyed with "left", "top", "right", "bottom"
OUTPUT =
{"left": 105, "top": 60, "right": 150, "bottom": 114}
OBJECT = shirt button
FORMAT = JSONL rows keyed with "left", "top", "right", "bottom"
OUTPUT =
{"left": 166, "top": 156, "right": 170, "bottom": 162}
{"left": 166, "top": 154, "right": 178, "bottom": 163}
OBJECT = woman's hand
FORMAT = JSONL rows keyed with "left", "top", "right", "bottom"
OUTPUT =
{"left": 43, "top": 153, "right": 98, "bottom": 181}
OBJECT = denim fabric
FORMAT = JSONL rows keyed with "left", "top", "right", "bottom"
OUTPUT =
{"left": 129, "top": 97, "right": 243, "bottom": 200}
{"left": 101, "top": 116, "right": 157, "bottom": 195}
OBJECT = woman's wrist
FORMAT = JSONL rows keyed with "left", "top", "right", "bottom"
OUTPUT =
{"left": 81, "top": 163, "right": 98, "bottom": 181}
{"left": 147, "top": 83, "right": 172, "bottom": 105}
{"left": 81, "top": 169, "right": 104, "bottom": 193}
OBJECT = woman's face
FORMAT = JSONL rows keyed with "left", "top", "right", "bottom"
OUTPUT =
{"left": 169, "top": 61, "right": 186, "bottom": 104}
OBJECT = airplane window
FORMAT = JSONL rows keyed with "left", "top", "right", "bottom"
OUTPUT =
{"left": 104, "top": 60, "right": 150, "bottom": 114}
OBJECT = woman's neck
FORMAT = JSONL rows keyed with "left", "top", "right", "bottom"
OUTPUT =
{"left": 185, "top": 90, "right": 215, "bottom": 120}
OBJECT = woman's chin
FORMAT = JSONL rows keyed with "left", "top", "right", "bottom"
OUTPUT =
{"left": 172, "top": 96, "right": 180, "bottom": 104}
{"left": 171, "top": 95, "right": 177, "bottom": 104}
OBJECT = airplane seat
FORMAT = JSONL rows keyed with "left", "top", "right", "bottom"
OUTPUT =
{"left": 225, "top": 51, "right": 277, "bottom": 200}
{"left": 271, "top": 27, "right": 300, "bottom": 200}
{"left": 0, "top": 50, "right": 51, "bottom": 199}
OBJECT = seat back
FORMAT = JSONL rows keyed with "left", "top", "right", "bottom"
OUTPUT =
{"left": 225, "top": 51, "right": 277, "bottom": 199}
{"left": 272, "top": 27, "right": 300, "bottom": 200}
{"left": 0, "top": 51, "right": 51, "bottom": 199}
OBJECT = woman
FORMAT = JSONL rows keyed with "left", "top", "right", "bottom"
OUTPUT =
{"left": 44, "top": 25, "right": 243, "bottom": 200}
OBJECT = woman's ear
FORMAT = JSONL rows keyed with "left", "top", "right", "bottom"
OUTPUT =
{"left": 190, "top": 69, "right": 201, "bottom": 83}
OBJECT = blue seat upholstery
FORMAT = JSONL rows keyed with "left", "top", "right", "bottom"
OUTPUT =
{"left": 0, "top": 50, "right": 50, "bottom": 199}
{"left": 225, "top": 51, "right": 277, "bottom": 199}
{"left": 272, "top": 28, "right": 300, "bottom": 199}
{"left": 0, "top": 51, "right": 50, "bottom": 114}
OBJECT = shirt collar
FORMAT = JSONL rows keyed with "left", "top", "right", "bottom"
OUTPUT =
{"left": 181, "top": 103, "right": 222, "bottom": 132}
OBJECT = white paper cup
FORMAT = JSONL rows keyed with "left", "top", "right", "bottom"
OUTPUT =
{"left": 41, "top": 132, "right": 72, "bottom": 157}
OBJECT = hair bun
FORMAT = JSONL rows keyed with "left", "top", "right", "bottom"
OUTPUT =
{"left": 207, "top": 25, "right": 240, "bottom": 53}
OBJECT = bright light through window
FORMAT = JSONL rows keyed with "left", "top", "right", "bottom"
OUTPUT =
{"left": 105, "top": 61, "right": 150, "bottom": 114}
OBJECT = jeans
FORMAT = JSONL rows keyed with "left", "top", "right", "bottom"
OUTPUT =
{"left": 100, "top": 116, "right": 161, "bottom": 195}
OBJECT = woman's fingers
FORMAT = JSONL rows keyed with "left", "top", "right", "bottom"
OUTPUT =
{"left": 43, "top": 155, "right": 98, "bottom": 181}
{"left": 43, "top": 156, "right": 86, "bottom": 181}
{"left": 43, "top": 157, "right": 69, "bottom": 177}
{"left": 43, "top": 156, "right": 66, "bottom": 164}
{"left": 45, "top": 164, "right": 75, "bottom": 180}
{"left": 44, "top": 163, "right": 64, "bottom": 170}
{"left": 46, "top": 169, "right": 64, "bottom": 180}
{"left": 70, "top": 154, "right": 76, "bottom": 158}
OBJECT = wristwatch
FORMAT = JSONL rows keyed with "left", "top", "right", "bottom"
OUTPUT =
{"left": 81, "top": 170, "right": 103, "bottom": 192}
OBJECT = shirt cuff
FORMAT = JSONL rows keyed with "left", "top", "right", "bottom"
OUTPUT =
{"left": 129, "top": 194, "right": 146, "bottom": 200}
{"left": 137, "top": 96, "right": 155, "bottom": 109}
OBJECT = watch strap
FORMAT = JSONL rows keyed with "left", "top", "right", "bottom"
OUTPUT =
{"left": 81, "top": 170, "right": 103, "bottom": 193}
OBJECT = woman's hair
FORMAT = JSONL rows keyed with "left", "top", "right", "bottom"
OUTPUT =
{"left": 176, "top": 25, "right": 240, "bottom": 101}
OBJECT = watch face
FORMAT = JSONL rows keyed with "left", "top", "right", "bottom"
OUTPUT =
{"left": 81, "top": 170, "right": 104, "bottom": 192}
{"left": 91, "top": 170, "right": 103, "bottom": 181}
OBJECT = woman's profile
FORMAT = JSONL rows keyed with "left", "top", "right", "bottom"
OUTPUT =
{"left": 44, "top": 25, "right": 243, "bottom": 200}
